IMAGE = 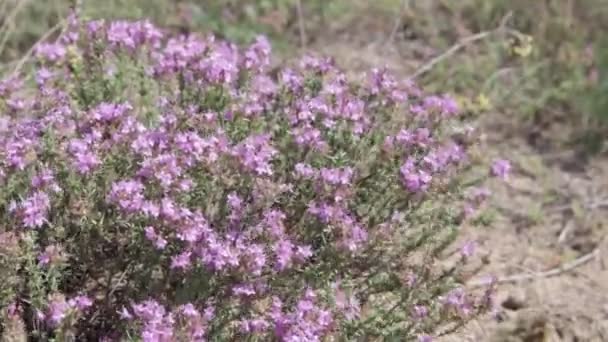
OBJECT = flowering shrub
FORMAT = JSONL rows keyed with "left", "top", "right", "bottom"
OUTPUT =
{"left": 0, "top": 13, "right": 505, "bottom": 341}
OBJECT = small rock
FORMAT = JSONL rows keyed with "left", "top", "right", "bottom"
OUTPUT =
{"left": 502, "top": 293, "right": 527, "bottom": 311}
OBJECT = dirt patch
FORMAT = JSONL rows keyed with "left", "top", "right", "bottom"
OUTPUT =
{"left": 446, "top": 130, "right": 608, "bottom": 341}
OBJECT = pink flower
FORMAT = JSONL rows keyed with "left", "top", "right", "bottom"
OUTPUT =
{"left": 418, "top": 335, "right": 433, "bottom": 342}
{"left": 20, "top": 191, "right": 51, "bottom": 228}
{"left": 171, "top": 251, "right": 192, "bottom": 269}
{"left": 69, "top": 295, "right": 94, "bottom": 310}
{"left": 491, "top": 159, "right": 512, "bottom": 180}
{"left": 36, "top": 43, "right": 67, "bottom": 62}
{"left": 460, "top": 240, "right": 477, "bottom": 258}
{"left": 47, "top": 303, "right": 70, "bottom": 326}
{"left": 412, "top": 305, "right": 428, "bottom": 319}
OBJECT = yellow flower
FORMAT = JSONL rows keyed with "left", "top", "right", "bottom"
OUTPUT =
{"left": 512, "top": 35, "right": 533, "bottom": 58}
{"left": 476, "top": 93, "right": 492, "bottom": 111}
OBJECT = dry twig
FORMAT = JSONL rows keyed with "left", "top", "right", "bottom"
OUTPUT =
{"left": 408, "top": 30, "right": 493, "bottom": 80}
{"left": 468, "top": 247, "right": 600, "bottom": 288}
{"left": 385, "top": 0, "right": 409, "bottom": 46}
{"left": 11, "top": 20, "right": 65, "bottom": 77}
{"left": 408, "top": 11, "right": 516, "bottom": 80}
{"left": 295, "top": 0, "right": 307, "bottom": 49}
{"left": 0, "top": 0, "right": 33, "bottom": 54}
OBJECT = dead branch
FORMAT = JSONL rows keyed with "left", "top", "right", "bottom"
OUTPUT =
{"left": 468, "top": 247, "right": 600, "bottom": 288}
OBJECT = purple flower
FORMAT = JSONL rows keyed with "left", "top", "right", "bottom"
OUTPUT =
{"left": 369, "top": 67, "right": 398, "bottom": 95}
{"left": 319, "top": 167, "right": 354, "bottom": 186}
{"left": 31, "top": 168, "right": 60, "bottom": 192}
{"left": 243, "top": 36, "right": 271, "bottom": 72}
{"left": 491, "top": 159, "right": 512, "bottom": 180}
{"left": 251, "top": 75, "right": 278, "bottom": 96}
{"left": 440, "top": 95, "right": 459, "bottom": 116}
{"left": 159, "top": 197, "right": 180, "bottom": 222}
{"left": 5, "top": 137, "right": 36, "bottom": 170}
{"left": 141, "top": 201, "right": 160, "bottom": 218}
{"left": 227, "top": 192, "right": 243, "bottom": 210}
{"left": 294, "top": 163, "right": 316, "bottom": 179}
{"left": 36, "top": 43, "right": 67, "bottom": 62}
{"left": 281, "top": 68, "right": 303, "bottom": 92}
{"left": 292, "top": 125, "right": 326, "bottom": 150}
{"left": 299, "top": 55, "right": 334, "bottom": 74}
{"left": 441, "top": 288, "right": 473, "bottom": 318}
{"left": 179, "top": 303, "right": 199, "bottom": 318}
{"left": 232, "top": 134, "right": 277, "bottom": 176}
{"left": 138, "top": 153, "right": 183, "bottom": 190}
{"left": 339, "top": 221, "right": 368, "bottom": 253}
{"left": 119, "top": 307, "right": 133, "bottom": 320}
{"left": 241, "top": 243, "right": 266, "bottom": 276}
{"left": 199, "top": 41, "right": 239, "bottom": 84}
{"left": 20, "top": 191, "right": 51, "bottom": 228}
{"left": 423, "top": 95, "right": 459, "bottom": 117}
{"left": 35, "top": 68, "right": 54, "bottom": 86}
{"left": 6, "top": 97, "right": 27, "bottom": 111}
{"left": 107, "top": 179, "right": 146, "bottom": 214}
{"left": 171, "top": 251, "right": 192, "bottom": 269}
{"left": 132, "top": 300, "right": 167, "bottom": 321}
{"left": 271, "top": 289, "right": 334, "bottom": 341}
{"left": 144, "top": 226, "right": 167, "bottom": 250}
{"left": 107, "top": 20, "right": 163, "bottom": 51}
{"left": 418, "top": 335, "right": 433, "bottom": 342}
{"left": 233, "top": 284, "right": 256, "bottom": 297}
{"left": 0, "top": 76, "right": 23, "bottom": 97}
{"left": 274, "top": 239, "right": 294, "bottom": 271}
{"left": 38, "top": 245, "right": 63, "bottom": 266}
{"left": 262, "top": 209, "right": 286, "bottom": 239}
{"left": 400, "top": 163, "right": 432, "bottom": 193}
{"left": 239, "top": 318, "right": 270, "bottom": 334}
{"left": 86, "top": 19, "right": 105, "bottom": 38}
{"left": 412, "top": 305, "right": 428, "bottom": 320}
{"left": 176, "top": 303, "right": 211, "bottom": 340}
{"left": 131, "top": 300, "right": 175, "bottom": 342}
{"left": 47, "top": 297, "right": 70, "bottom": 326}
{"left": 413, "top": 128, "right": 432, "bottom": 147}
{"left": 294, "top": 245, "right": 313, "bottom": 263}
{"left": 74, "top": 150, "right": 101, "bottom": 174}
{"left": 90, "top": 102, "right": 132, "bottom": 122}
{"left": 460, "top": 240, "right": 477, "bottom": 258}
{"left": 68, "top": 139, "right": 102, "bottom": 174}
{"left": 38, "top": 252, "right": 51, "bottom": 266}
{"left": 69, "top": 295, "right": 94, "bottom": 311}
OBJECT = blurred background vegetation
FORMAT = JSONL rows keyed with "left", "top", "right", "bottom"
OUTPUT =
{"left": 1, "top": 0, "right": 608, "bottom": 154}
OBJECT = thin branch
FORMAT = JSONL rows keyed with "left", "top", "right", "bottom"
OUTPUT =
{"left": 385, "top": 0, "right": 409, "bottom": 46}
{"left": 0, "top": 0, "right": 33, "bottom": 54}
{"left": 295, "top": 0, "right": 307, "bottom": 49}
{"left": 11, "top": 20, "right": 65, "bottom": 77}
{"left": 468, "top": 247, "right": 600, "bottom": 288}
{"left": 408, "top": 30, "right": 492, "bottom": 80}
{"left": 408, "top": 11, "right": 517, "bottom": 80}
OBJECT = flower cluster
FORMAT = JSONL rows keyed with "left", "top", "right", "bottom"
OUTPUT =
{"left": 0, "top": 15, "right": 506, "bottom": 341}
{"left": 46, "top": 294, "right": 93, "bottom": 327}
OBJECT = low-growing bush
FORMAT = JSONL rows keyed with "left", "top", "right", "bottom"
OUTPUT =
{"left": 0, "top": 12, "right": 504, "bottom": 341}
